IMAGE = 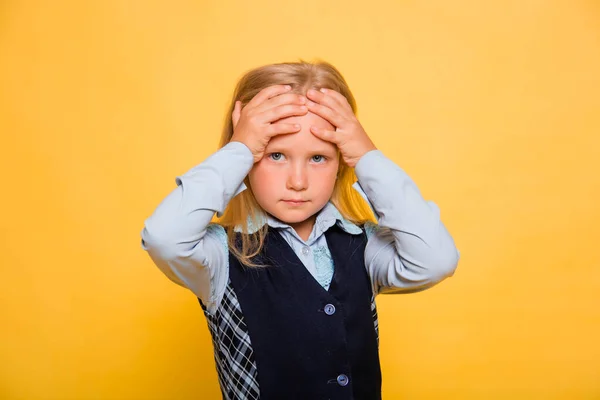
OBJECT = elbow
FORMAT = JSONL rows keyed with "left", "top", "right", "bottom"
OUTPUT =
{"left": 429, "top": 245, "right": 460, "bottom": 282}
{"left": 141, "top": 226, "right": 181, "bottom": 262}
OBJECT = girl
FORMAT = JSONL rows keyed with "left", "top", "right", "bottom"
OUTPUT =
{"left": 141, "top": 60, "right": 460, "bottom": 400}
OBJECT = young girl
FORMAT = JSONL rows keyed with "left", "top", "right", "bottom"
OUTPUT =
{"left": 141, "top": 61, "right": 460, "bottom": 400}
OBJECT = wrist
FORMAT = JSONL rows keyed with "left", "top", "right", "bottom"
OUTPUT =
{"left": 354, "top": 148, "right": 382, "bottom": 175}
{"left": 356, "top": 144, "right": 377, "bottom": 162}
{"left": 225, "top": 140, "right": 254, "bottom": 161}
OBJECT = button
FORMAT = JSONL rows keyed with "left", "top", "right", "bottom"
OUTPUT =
{"left": 301, "top": 246, "right": 310, "bottom": 256}
{"left": 324, "top": 304, "right": 336, "bottom": 315}
{"left": 336, "top": 374, "right": 349, "bottom": 386}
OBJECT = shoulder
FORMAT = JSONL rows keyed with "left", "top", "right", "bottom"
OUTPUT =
{"left": 359, "top": 221, "right": 388, "bottom": 240}
{"left": 362, "top": 221, "right": 377, "bottom": 239}
{"left": 360, "top": 221, "right": 393, "bottom": 244}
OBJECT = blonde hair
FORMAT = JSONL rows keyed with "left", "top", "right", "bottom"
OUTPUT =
{"left": 214, "top": 60, "right": 376, "bottom": 267}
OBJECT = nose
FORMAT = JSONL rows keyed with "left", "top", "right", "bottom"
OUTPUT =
{"left": 286, "top": 162, "right": 308, "bottom": 191}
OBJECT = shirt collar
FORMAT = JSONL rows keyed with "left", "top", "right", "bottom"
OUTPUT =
{"left": 233, "top": 202, "right": 363, "bottom": 237}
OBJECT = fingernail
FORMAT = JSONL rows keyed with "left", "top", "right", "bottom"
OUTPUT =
{"left": 320, "top": 88, "right": 327, "bottom": 93}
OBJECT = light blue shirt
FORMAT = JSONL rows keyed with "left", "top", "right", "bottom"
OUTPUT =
{"left": 233, "top": 201, "right": 367, "bottom": 290}
{"left": 141, "top": 142, "right": 460, "bottom": 314}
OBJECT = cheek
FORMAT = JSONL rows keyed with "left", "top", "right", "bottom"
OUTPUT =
{"left": 313, "top": 164, "right": 339, "bottom": 191}
{"left": 249, "top": 165, "right": 278, "bottom": 198}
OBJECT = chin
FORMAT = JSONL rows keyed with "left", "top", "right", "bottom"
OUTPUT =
{"left": 266, "top": 204, "right": 314, "bottom": 222}
{"left": 272, "top": 210, "right": 312, "bottom": 224}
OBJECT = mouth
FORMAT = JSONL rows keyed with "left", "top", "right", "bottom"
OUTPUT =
{"left": 282, "top": 199, "right": 308, "bottom": 206}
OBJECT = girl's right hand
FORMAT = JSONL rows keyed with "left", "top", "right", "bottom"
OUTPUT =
{"left": 230, "top": 84, "right": 308, "bottom": 163}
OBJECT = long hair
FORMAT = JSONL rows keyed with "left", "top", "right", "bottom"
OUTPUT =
{"left": 214, "top": 60, "right": 376, "bottom": 267}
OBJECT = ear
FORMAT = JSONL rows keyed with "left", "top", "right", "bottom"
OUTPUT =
{"left": 232, "top": 101, "right": 241, "bottom": 128}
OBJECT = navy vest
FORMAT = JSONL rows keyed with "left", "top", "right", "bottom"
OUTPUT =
{"left": 202, "top": 224, "right": 381, "bottom": 400}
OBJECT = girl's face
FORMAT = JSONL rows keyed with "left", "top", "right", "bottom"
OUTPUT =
{"left": 249, "top": 111, "right": 339, "bottom": 237}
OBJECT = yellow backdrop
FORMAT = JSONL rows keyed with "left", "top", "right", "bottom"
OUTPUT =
{"left": 1, "top": 1, "right": 599, "bottom": 399}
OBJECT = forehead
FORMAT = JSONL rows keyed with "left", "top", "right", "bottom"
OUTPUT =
{"left": 267, "top": 112, "right": 337, "bottom": 153}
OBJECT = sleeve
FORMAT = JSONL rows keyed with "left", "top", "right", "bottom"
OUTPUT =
{"left": 353, "top": 150, "right": 460, "bottom": 295}
{"left": 140, "top": 141, "right": 254, "bottom": 314}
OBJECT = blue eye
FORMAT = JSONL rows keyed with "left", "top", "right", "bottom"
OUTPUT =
{"left": 312, "top": 155, "right": 325, "bottom": 163}
{"left": 270, "top": 153, "right": 283, "bottom": 161}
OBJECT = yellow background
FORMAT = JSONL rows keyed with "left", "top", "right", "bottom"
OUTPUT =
{"left": 1, "top": 1, "right": 599, "bottom": 399}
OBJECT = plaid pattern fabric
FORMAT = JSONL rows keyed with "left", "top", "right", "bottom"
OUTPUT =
{"left": 201, "top": 282, "right": 260, "bottom": 400}
{"left": 200, "top": 224, "right": 379, "bottom": 399}
{"left": 201, "top": 280, "right": 380, "bottom": 399}
{"left": 371, "top": 293, "right": 380, "bottom": 347}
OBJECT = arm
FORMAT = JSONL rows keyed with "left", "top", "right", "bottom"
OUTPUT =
{"left": 140, "top": 142, "right": 253, "bottom": 311}
{"left": 141, "top": 84, "right": 308, "bottom": 312}
{"left": 301, "top": 88, "right": 459, "bottom": 295}
{"left": 354, "top": 150, "right": 460, "bottom": 295}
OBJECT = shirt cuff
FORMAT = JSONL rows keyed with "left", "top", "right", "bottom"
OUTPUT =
{"left": 351, "top": 181, "right": 379, "bottom": 220}
{"left": 175, "top": 141, "right": 254, "bottom": 217}
{"left": 353, "top": 150, "right": 391, "bottom": 220}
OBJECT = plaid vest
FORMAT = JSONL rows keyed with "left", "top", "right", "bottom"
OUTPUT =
{"left": 200, "top": 225, "right": 381, "bottom": 400}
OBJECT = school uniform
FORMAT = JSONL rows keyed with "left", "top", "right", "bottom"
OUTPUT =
{"left": 201, "top": 208, "right": 380, "bottom": 399}
{"left": 141, "top": 142, "right": 460, "bottom": 400}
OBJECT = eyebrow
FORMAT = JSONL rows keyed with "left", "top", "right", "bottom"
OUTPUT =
{"left": 267, "top": 146, "right": 338, "bottom": 156}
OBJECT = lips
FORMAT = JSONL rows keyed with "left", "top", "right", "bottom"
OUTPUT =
{"left": 282, "top": 199, "right": 307, "bottom": 205}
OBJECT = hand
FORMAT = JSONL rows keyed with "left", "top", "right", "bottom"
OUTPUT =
{"left": 305, "top": 88, "right": 377, "bottom": 168}
{"left": 230, "top": 85, "right": 308, "bottom": 163}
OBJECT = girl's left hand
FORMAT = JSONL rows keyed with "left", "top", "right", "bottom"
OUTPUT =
{"left": 305, "top": 88, "right": 377, "bottom": 168}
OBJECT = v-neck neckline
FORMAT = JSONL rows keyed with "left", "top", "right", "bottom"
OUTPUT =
{"left": 267, "top": 227, "right": 341, "bottom": 296}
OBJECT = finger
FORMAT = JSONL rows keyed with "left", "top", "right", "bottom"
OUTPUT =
{"left": 232, "top": 101, "right": 241, "bottom": 128}
{"left": 246, "top": 84, "right": 292, "bottom": 109}
{"left": 305, "top": 100, "right": 345, "bottom": 128}
{"left": 255, "top": 92, "right": 305, "bottom": 114}
{"left": 309, "top": 126, "right": 340, "bottom": 144}
{"left": 262, "top": 104, "right": 308, "bottom": 124}
{"left": 319, "top": 88, "right": 353, "bottom": 112}
{"left": 306, "top": 88, "right": 352, "bottom": 117}
{"left": 268, "top": 122, "right": 302, "bottom": 137}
